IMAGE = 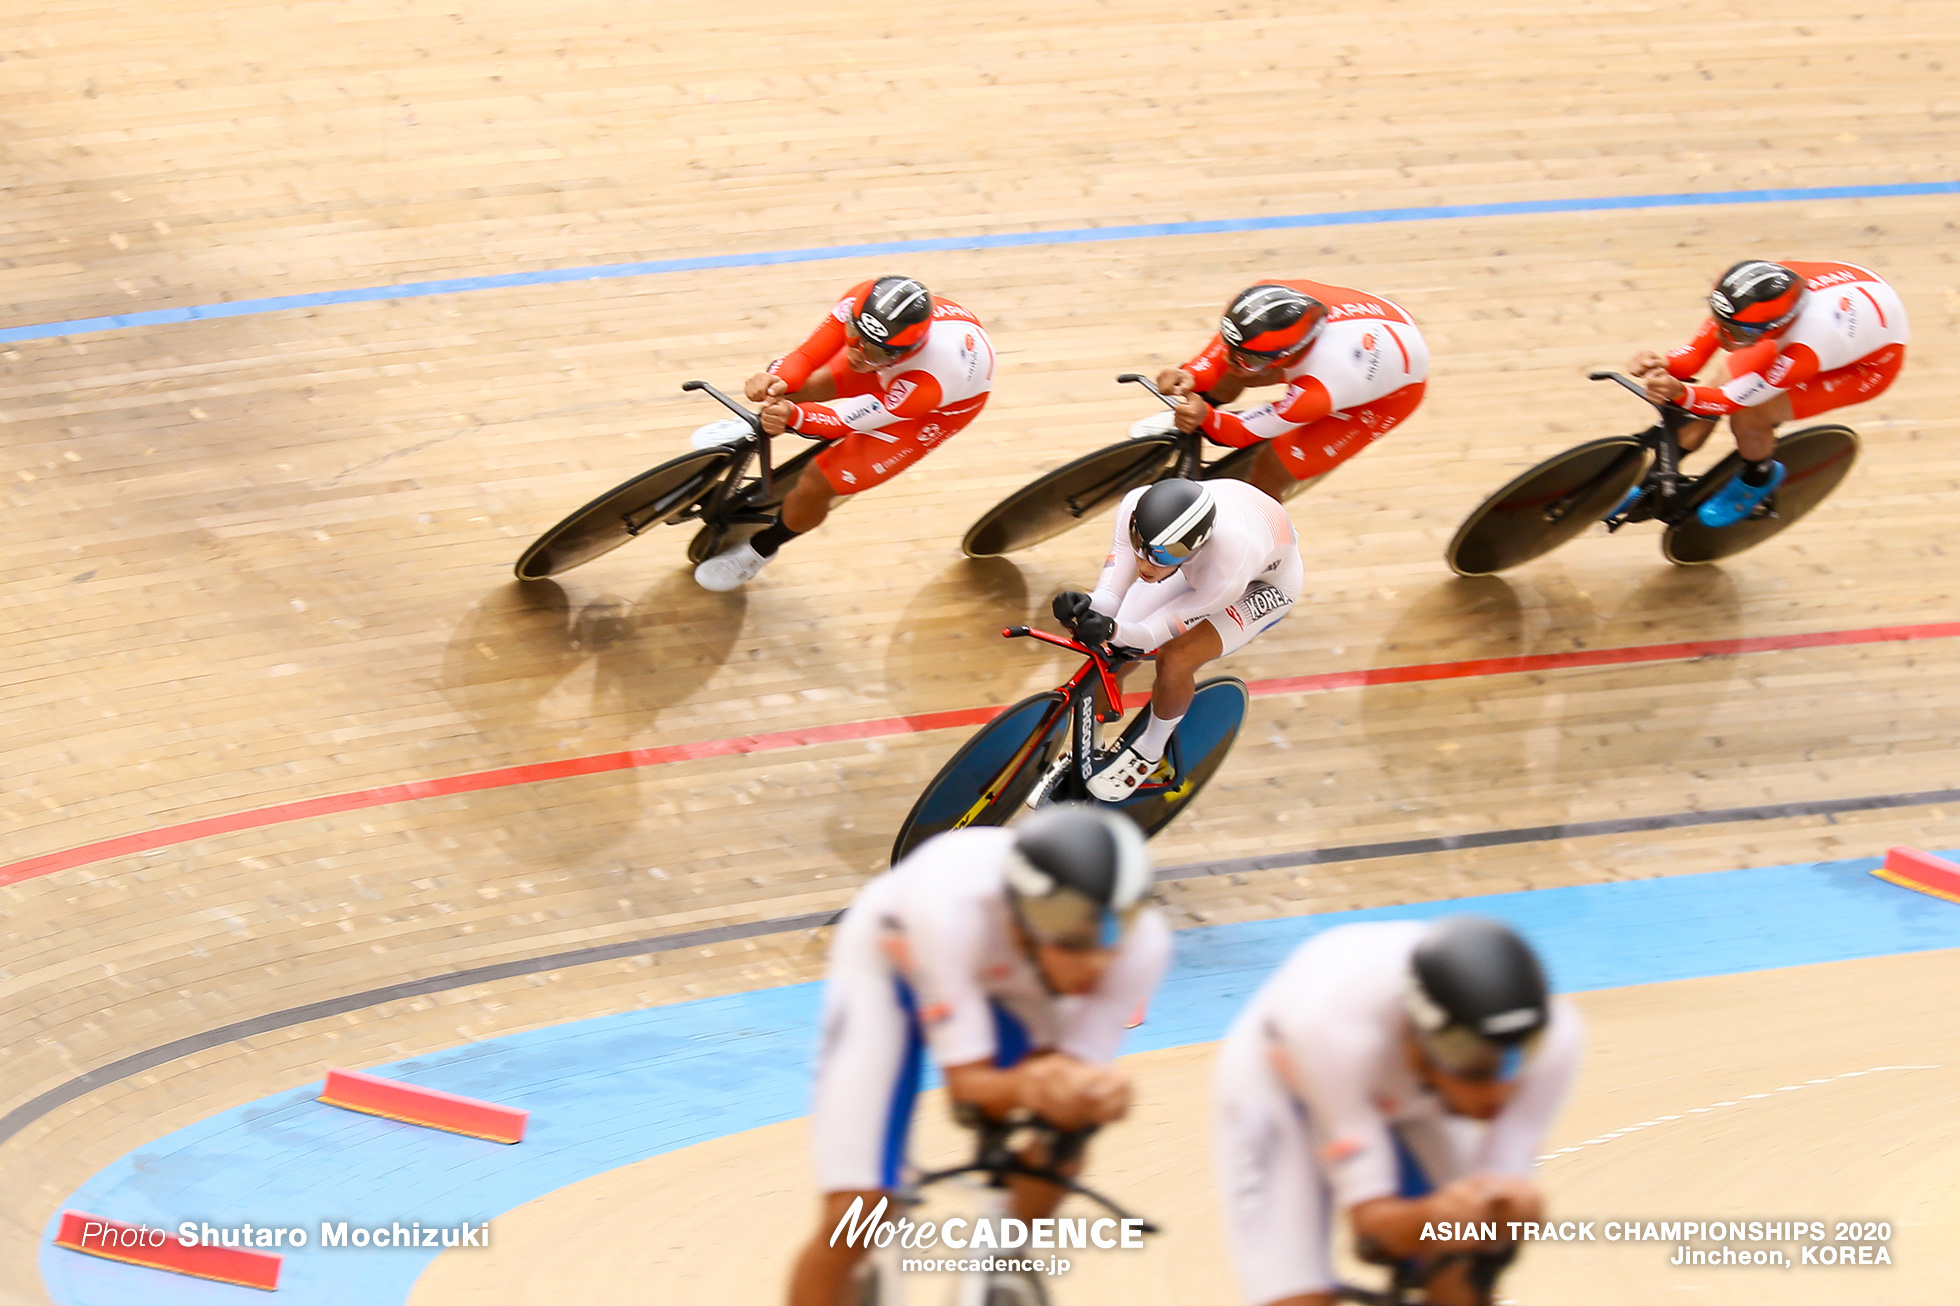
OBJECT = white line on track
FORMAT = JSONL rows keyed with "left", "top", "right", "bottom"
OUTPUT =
{"left": 1536, "top": 1064, "right": 1942, "bottom": 1163}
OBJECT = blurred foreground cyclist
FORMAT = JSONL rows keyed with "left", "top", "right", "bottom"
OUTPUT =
{"left": 786, "top": 805, "right": 1171, "bottom": 1306}
{"left": 1213, "top": 916, "right": 1583, "bottom": 1306}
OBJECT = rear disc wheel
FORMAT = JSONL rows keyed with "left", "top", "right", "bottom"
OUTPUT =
{"left": 1661, "top": 425, "right": 1859, "bottom": 565}
{"left": 961, "top": 438, "right": 1180, "bottom": 558}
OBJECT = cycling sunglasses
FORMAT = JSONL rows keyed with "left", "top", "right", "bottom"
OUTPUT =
{"left": 1418, "top": 1025, "right": 1546, "bottom": 1083}
{"left": 845, "top": 322, "right": 910, "bottom": 366}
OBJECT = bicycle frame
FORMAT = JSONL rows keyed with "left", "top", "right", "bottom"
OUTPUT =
{"left": 999, "top": 626, "right": 1193, "bottom": 813}
{"left": 651, "top": 378, "right": 788, "bottom": 536}
{"left": 907, "top": 1116, "right": 1159, "bottom": 1233}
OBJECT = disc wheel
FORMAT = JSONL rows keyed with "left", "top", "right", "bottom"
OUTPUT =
{"left": 515, "top": 448, "right": 733, "bottom": 580}
{"left": 961, "top": 437, "right": 1180, "bottom": 558}
{"left": 1661, "top": 425, "right": 1859, "bottom": 565}
{"left": 1445, "top": 436, "right": 1653, "bottom": 577}
{"left": 1112, "top": 676, "right": 1248, "bottom": 838}
{"left": 889, "top": 692, "right": 1069, "bottom": 865}
{"left": 685, "top": 444, "right": 826, "bottom": 564}
{"left": 1202, "top": 443, "right": 1325, "bottom": 502}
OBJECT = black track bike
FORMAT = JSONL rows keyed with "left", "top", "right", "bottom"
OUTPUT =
{"left": 1446, "top": 371, "right": 1859, "bottom": 575}
{"left": 852, "top": 1116, "right": 1158, "bottom": 1306}
{"left": 890, "top": 624, "right": 1248, "bottom": 864}
{"left": 514, "top": 381, "right": 822, "bottom": 580}
{"left": 960, "top": 374, "right": 1319, "bottom": 558}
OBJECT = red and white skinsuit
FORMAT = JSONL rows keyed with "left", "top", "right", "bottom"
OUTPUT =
{"left": 1665, "top": 261, "right": 1908, "bottom": 420}
{"left": 1184, "top": 279, "right": 1431, "bottom": 480}
{"left": 767, "top": 281, "right": 996, "bottom": 494}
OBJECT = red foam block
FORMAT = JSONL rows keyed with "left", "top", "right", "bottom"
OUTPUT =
{"left": 1872, "top": 846, "right": 1960, "bottom": 905}
{"left": 319, "top": 1067, "right": 527, "bottom": 1143}
{"left": 54, "top": 1211, "right": 281, "bottom": 1291}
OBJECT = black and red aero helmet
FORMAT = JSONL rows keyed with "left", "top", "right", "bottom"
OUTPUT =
{"left": 1708, "top": 261, "right": 1805, "bottom": 344}
{"left": 1220, "top": 283, "right": 1328, "bottom": 360}
{"left": 848, "top": 276, "right": 934, "bottom": 355}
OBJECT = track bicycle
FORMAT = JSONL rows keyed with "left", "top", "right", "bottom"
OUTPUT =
{"left": 854, "top": 1115, "right": 1159, "bottom": 1306}
{"left": 1445, "top": 370, "right": 1859, "bottom": 575}
{"left": 513, "top": 381, "right": 824, "bottom": 580}
{"left": 889, "top": 624, "right": 1247, "bottom": 864}
{"left": 961, "top": 373, "right": 1320, "bottom": 558}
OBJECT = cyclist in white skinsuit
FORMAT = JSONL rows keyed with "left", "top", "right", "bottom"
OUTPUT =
{"left": 1214, "top": 917, "right": 1583, "bottom": 1306}
{"left": 786, "top": 807, "right": 1172, "bottom": 1306}
{"left": 1051, "top": 476, "right": 1302, "bottom": 801}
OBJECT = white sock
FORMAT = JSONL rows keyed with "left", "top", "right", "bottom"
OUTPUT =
{"left": 1135, "top": 709, "right": 1184, "bottom": 762}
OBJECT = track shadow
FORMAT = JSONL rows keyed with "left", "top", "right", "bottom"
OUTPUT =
{"left": 883, "top": 556, "right": 1043, "bottom": 714}
{"left": 1356, "top": 574, "right": 1548, "bottom": 823}
{"left": 426, "top": 577, "right": 747, "bottom": 866}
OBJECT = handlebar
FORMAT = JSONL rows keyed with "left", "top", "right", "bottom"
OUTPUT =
{"left": 680, "top": 378, "right": 764, "bottom": 432}
{"left": 909, "top": 1115, "right": 1160, "bottom": 1233}
{"left": 1116, "top": 372, "right": 1182, "bottom": 413}
{"left": 1589, "top": 369, "right": 1691, "bottom": 416}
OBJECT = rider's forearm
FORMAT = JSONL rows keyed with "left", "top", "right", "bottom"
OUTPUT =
{"left": 1350, "top": 1195, "right": 1513, "bottom": 1258}
{"left": 942, "top": 1058, "right": 1048, "bottom": 1120}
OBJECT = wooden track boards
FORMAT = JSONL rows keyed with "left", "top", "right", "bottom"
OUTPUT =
{"left": 3, "top": 1, "right": 1959, "bottom": 1301}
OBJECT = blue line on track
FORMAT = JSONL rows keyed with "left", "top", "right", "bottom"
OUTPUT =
{"left": 4, "top": 181, "right": 1956, "bottom": 346}
{"left": 39, "top": 852, "right": 1960, "bottom": 1306}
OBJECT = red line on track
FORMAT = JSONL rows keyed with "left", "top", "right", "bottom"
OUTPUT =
{"left": 6, "top": 620, "right": 1957, "bottom": 888}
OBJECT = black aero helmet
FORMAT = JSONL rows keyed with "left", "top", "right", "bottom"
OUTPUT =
{"left": 1003, "top": 804, "right": 1152, "bottom": 950}
{"left": 1404, "top": 916, "right": 1550, "bottom": 1081}
{"left": 1129, "top": 478, "right": 1216, "bottom": 568}
{"left": 847, "top": 276, "right": 934, "bottom": 357}
{"left": 1708, "top": 260, "right": 1805, "bottom": 346}
{"left": 1220, "top": 283, "right": 1329, "bottom": 362}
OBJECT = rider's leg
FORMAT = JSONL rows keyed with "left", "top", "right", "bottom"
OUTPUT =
{"left": 1137, "top": 622, "right": 1223, "bottom": 759}
{"left": 1673, "top": 415, "right": 1718, "bottom": 453}
{"left": 787, "top": 1190, "right": 885, "bottom": 1306}
{"left": 776, "top": 469, "right": 841, "bottom": 536}
{"left": 1728, "top": 392, "right": 1792, "bottom": 468}
{"left": 1255, "top": 381, "right": 1426, "bottom": 497}
{"left": 1243, "top": 442, "right": 1298, "bottom": 502}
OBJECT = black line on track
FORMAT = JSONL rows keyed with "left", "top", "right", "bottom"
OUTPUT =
{"left": 6, "top": 785, "right": 1956, "bottom": 1149}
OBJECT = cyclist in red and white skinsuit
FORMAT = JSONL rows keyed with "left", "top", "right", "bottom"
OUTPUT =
{"left": 1630, "top": 259, "right": 1908, "bottom": 528}
{"left": 1156, "top": 280, "right": 1430, "bottom": 502}
{"left": 693, "top": 275, "right": 996, "bottom": 590}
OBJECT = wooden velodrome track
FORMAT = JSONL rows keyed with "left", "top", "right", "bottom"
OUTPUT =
{"left": 4, "top": 0, "right": 1959, "bottom": 1302}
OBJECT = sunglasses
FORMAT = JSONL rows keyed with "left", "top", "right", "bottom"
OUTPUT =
{"left": 845, "top": 323, "right": 909, "bottom": 366}
{"left": 1226, "top": 346, "right": 1290, "bottom": 370}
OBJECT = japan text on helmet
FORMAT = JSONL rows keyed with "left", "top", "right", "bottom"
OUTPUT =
{"left": 1220, "top": 283, "right": 1329, "bottom": 363}
{"left": 1403, "top": 916, "right": 1550, "bottom": 1082}
{"left": 847, "top": 276, "right": 935, "bottom": 360}
{"left": 1002, "top": 804, "right": 1153, "bottom": 950}
{"left": 1129, "top": 478, "right": 1216, "bottom": 568}
{"left": 1708, "top": 260, "right": 1805, "bottom": 346}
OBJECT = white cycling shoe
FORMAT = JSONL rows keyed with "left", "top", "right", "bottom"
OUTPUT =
{"left": 1128, "top": 411, "right": 1178, "bottom": 440}
{"left": 690, "top": 418, "right": 752, "bottom": 450}
{"left": 694, "top": 541, "right": 771, "bottom": 591}
{"left": 1086, "top": 744, "right": 1159, "bottom": 802}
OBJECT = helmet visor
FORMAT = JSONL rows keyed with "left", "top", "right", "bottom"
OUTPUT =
{"left": 1013, "top": 885, "right": 1139, "bottom": 952}
{"left": 1129, "top": 520, "right": 1202, "bottom": 568}
{"left": 844, "top": 321, "right": 913, "bottom": 366}
{"left": 1416, "top": 1024, "right": 1546, "bottom": 1083}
